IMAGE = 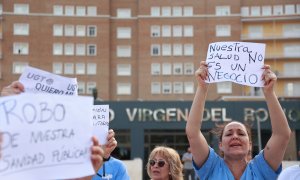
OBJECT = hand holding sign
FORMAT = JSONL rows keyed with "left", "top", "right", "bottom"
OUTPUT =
{"left": 205, "top": 41, "right": 266, "bottom": 87}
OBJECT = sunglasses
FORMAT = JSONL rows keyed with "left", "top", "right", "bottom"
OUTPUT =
{"left": 149, "top": 159, "right": 166, "bottom": 167}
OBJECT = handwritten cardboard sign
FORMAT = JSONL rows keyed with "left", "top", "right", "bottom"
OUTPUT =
{"left": 19, "top": 66, "right": 78, "bottom": 96}
{"left": 92, "top": 105, "right": 109, "bottom": 145}
{"left": 0, "top": 93, "right": 94, "bottom": 180}
{"left": 205, "top": 42, "right": 266, "bottom": 87}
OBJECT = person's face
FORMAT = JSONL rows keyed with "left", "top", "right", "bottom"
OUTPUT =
{"left": 149, "top": 154, "right": 170, "bottom": 180}
{"left": 219, "top": 122, "right": 251, "bottom": 159}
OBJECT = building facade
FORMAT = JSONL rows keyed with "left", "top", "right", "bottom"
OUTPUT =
{"left": 0, "top": 0, "right": 299, "bottom": 177}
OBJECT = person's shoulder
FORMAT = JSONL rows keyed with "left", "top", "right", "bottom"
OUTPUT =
{"left": 110, "top": 157, "right": 126, "bottom": 165}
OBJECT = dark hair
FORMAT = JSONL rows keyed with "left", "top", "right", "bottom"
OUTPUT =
{"left": 210, "top": 121, "right": 253, "bottom": 157}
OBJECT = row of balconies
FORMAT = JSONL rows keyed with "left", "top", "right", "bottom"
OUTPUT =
{"left": 241, "top": 34, "right": 300, "bottom": 41}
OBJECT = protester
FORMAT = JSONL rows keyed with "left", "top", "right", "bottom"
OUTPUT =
{"left": 92, "top": 129, "right": 130, "bottom": 180}
{"left": 186, "top": 61, "right": 291, "bottom": 179}
{"left": 0, "top": 81, "right": 106, "bottom": 179}
{"left": 278, "top": 165, "right": 300, "bottom": 180}
{"left": 147, "top": 146, "right": 183, "bottom": 180}
{"left": 182, "top": 147, "right": 195, "bottom": 180}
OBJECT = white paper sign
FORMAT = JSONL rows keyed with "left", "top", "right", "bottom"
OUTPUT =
{"left": 0, "top": 94, "right": 94, "bottom": 180}
{"left": 92, "top": 105, "right": 109, "bottom": 145}
{"left": 19, "top": 66, "right": 78, "bottom": 96}
{"left": 205, "top": 42, "right": 266, "bottom": 87}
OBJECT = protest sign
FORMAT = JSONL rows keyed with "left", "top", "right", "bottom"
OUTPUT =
{"left": 19, "top": 66, "right": 78, "bottom": 95}
{"left": 92, "top": 105, "right": 109, "bottom": 145}
{"left": 205, "top": 42, "right": 266, "bottom": 87}
{"left": 0, "top": 93, "right": 94, "bottom": 180}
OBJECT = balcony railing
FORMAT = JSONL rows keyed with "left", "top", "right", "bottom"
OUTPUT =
{"left": 241, "top": 34, "right": 300, "bottom": 40}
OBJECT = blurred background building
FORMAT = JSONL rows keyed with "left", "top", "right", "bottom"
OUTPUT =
{"left": 0, "top": 0, "right": 299, "bottom": 178}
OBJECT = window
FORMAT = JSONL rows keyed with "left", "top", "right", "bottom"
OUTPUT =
{"left": 117, "top": 8, "right": 131, "bottom": 18}
{"left": 151, "top": 63, "right": 160, "bottom": 75}
{"left": 217, "top": 82, "right": 232, "bottom": 93}
{"left": 173, "top": 25, "right": 182, "bottom": 37}
{"left": 76, "top": 63, "right": 85, "bottom": 74}
{"left": 248, "top": 25, "right": 263, "bottom": 38}
{"left": 76, "top": 44, "right": 86, "bottom": 56}
{"left": 297, "top": 4, "right": 300, "bottom": 14}
{"left": 151, "top": 26, "right": 160, "bottom": 37}
{"left": 78, "top": 81, "right": 85, "bottom": 94}
{"left": 241, "top": 7, "right": 249, "bottom": 16}
{"left": 162, "top": 7, "right": 171, "bottom": 16}
{"left": 162, "top": 44, "right": 171, "bottom": 56}
{"left": 285, "top": 4, "right": 295, "bottom": 15}
{"left": 162, "top": 82, "right": 172, "bottom": 94}
{"left": 173, "top": 63, "right": 183, "bottom": 75}
{"left": 162, "top": 63, "right": 171, "bottom": 75}
{"left": 285, "top": 83, "right": 300, "bottom": 96}
{"left": 53, "top": 5, "right": 63, "bottom": 15}
{"left": 184, "top": 82, "right": 194, "bottom": 94}
{"left": 173, "top": 44, "right": 182, "bottom": 56}
{"left": 87, "top": 63, "right": 97, "bottom": 75}
{"left": 151, "top": 82, "right": 161, "bottom": 94}
{"left": 151, "top": 44, "right": 160, "bottom": 56}
{"left": 250, "top": 6, "right": 260, "bottom": 16}
{"left": 173, "top": 7, "right": 182, "bottom": 16}
{"left": 184, "top": 63, "right": 194, "bottom": 75}
{"left": 184, "top": 25, "right": 193, "bottom": 37}
{"left": 283, "top": 44, "right": 300, "bottom": 57}
{"left": 76, "top": 6, "right": 86, "bottom": 16}
{"left": 87, "top": 26, "right": 97, "bottom": 37}
{"left": 283, "top": 24, "right": 300, "bottom": 37}
{"left": 65, "top": 25, "right": 75, "bottom": 36}
{"left": 173, "top": 82, "right": 183, "bottom": 94}
{"left": 151, "top": 7, "right": 160, "bottom": 16}
{"left": 13, "top": 42, "right": 29, "bottom": 55}
{"left": 13, "top": 62, "right": 28, "bottom": 74}
{"left": 262, "top": 6, "right": 272, "bottom": 16}
{"left": 53, "top": 62, "right": 62, "bottom": 74}
{"left": 53, "top": 43, "right": 63, "bottom": 55}
{"left": 76, "top": 25, "right": 86, "bottom": 36}
{"left": 117, "top": 83, "right": 131, "bottom": 95}
{"left": 64, "top": 43, "right": 74, "bottom": 55}
{"left": 65, "top": 6, "right": 74, "bottom": 16}
{"left": 183, "top": 6, "right": 193, "bottom": 16}
{"left": 14, "top": 4, "right": 29, "bottom": 14}
{"left": 117, "top": 46, "right": 131, "bottom": 57}
{"left": 87, "top": 6, "right": 97, "bottom": 16}
{"left": 117, "top": 64, "right": 131, "bottom": 76}
{"left": 87, "top": 82, "right": 96, "bottom": 95}
{"left": 184, "top": 44, "right": 194, "bottom": 56}
{"left": 53, "top": 24, "right": 63, "bottom": 36}
{"left": 117, "top": 27, "right": 131, "bottom": 39}
{"left": 64, "top": 63, "right": 74, "bottom": 74}
{"left": 216, "top": 25, "right": 231, "bottom": 37}
{"left": 87, "top": 44, "right": 96, "bottom": 56}
{"left": 216, "top": 6, "right": 230, "bottom": 16}
{"left": 284, "top": 63, "right": 300, "bottom": 76}
{"left": 273, "top": 5, "right": 283, "bottom": 15}
{"left": 162, "top": 25, "right": 171, "bottom": 37}
{"left": 14, "top": 23, "right": 29, "bottom": 35}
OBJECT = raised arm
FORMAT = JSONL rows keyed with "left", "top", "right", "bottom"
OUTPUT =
{"left": 262, "top": 65, "right": 291, "bottom": 171}
{"left": 185, "top": 61, "right": 210, "bottom": 167}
